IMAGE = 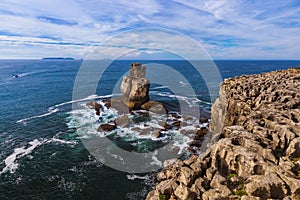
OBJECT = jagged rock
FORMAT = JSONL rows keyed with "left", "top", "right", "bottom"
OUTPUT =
{"left": 202, "top": 188, "right": 230, "bottom": 200}
{"left": 147, "top": 68, "right": 300, "bottom": 200}
{"left": 97, "top": 123, "right": 116, "bottom": 132}
{"left": 115, "top": 115, "right": 130, "bottom": 128}
{"left": 86, "top": 101, "right": 103, "bottom": 115}
{"left": 178, "top": 167, "right": 196, "bottom": 186}
{"left": 155, "top": 180, "right": 178, "bottom": 195}
{"left": 285, "top": 137, "right": 300, "bottom": 158}
{"left": 174, "top": 184, "right": 195, "bottom": 200}
{"left": 120, "top": 63, "right": 150, "bottom": 109}
{"left": 102, "top": 99, "right": 111, "bottom": 109}
{"left": 245, "top": 173, "right": 288, "bottom": 199}
{"left": 152, "top": 130, "right": 162, "bottom": 138}
{"left": 158, "top": 121, "right": 172, "bottom": 130}
{"left": 191, "top": 177, "right": 208, "bottom": 198}
{"left": 240, "top": 196, "right": 261, "bottom": 200}
{"left": 142, "top": 101, "right": 166, "bottom": 114}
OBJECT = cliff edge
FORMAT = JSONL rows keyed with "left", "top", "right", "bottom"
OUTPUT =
{"left": 147, "top": 68, "right": 300, "bottom": 200}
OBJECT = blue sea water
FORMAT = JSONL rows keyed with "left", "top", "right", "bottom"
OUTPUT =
{"left": 0, "top": 59, "right": 299, "bottom": 199}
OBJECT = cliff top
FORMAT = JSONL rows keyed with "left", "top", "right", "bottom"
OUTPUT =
{"left": 147, "top": 67, "right": 300, "bottom": 200}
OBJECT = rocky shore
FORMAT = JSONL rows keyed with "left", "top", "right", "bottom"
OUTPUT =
{"left": 86, "top": 63, "right": 209, "bottom": 151}
{"left": 147, "top": 68, "right": 300, "bottom": 200}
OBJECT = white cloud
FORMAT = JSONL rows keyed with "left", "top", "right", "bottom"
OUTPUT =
{"left": 0, "top": 0, "right": 299, "bottom": 59}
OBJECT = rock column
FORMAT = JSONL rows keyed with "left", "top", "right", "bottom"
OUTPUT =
{"left": 120, "top": 62, "right": 150, "bottom": 109}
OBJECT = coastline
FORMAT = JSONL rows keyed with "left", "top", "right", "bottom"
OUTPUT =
{"left": 147, "top": 68, "right": 300, "bottom": 199}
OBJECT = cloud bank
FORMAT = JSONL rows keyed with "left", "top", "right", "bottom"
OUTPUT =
{"left": 0, "top": 0, "right": 299, "bottom": 59}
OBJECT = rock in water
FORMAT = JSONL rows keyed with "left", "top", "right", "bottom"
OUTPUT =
{"left": 97, "top": 123, "right": 116, "bottom": 132}
{"left": 120, "top": 63, "right": 150, "bottom": 110}
{"left": 141, "top": 101, "right": 166, "bottom": 114}
{"left": 115, "top": 115, "right": 130, "bottom": 128}
{"left": 86, "top": 102, "right": 103, "bottom": 115}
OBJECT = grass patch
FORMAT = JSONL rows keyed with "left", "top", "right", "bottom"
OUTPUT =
{"left": 291, "top": 157, "right": 300, "bottom": 162}
{"left": 159, "top": 194, "right": 170, "bottom": 200}
{"left": 296, "top": 171, "right": 300, "bottom": 179}
{"left": 228, "top": 173, "right": 238, "bottom": 180}
{"left": 233, "top": 190, "right": 248, "bottom": 196}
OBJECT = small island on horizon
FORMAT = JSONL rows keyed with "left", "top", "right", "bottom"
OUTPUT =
{"left": 42, "top": 57, "right": 75, "bottom": 60}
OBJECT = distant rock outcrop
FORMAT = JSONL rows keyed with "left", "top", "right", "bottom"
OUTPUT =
{"left": 147, "top": 68, "right": 300, "bottom": 200}
{"left": 120, "top": 62, "right": 150, "bottom": 110}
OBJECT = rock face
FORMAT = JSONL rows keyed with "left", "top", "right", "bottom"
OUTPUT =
{"left": 147, "top": 68, "right": 300, "bottom": 200}
{"left": 120, "top": 62, "right": 150, "bottom": 110}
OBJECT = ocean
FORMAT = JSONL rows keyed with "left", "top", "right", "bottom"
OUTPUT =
{"left": 0, "top": 60, "right": 299, "bottom": 199}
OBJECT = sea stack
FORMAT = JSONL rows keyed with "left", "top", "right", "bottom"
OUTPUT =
{"left": 120, "top": 62, "right": 150, "bottom": 110}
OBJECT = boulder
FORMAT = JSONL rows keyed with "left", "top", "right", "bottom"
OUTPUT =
{"left": 115, "top": 115, "right": 130, "bottom": 128}
{"left": 97, "top": 123, "right": 116, "bottom": 132}
{"left": 141, "top": 101, "right": 166, "bottom": 114}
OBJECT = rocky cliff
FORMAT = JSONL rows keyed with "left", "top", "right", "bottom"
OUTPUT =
{"left": 147, "top": 68, "right": 300, "bottom": 200}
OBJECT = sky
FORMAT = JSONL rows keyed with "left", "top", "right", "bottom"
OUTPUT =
{"left": 0, "top": 0, "right": 299, "bottom": 60}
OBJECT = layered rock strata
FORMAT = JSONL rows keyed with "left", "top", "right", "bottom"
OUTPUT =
{"left": 120, "top": 62, "right": 150, "bottom": 110}
{"left": 147, "top": 68, "right": 300, "bottom": 199}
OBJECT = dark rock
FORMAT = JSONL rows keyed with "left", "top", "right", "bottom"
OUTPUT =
{"left": 102, "top": 99, "right": 111, "bottom": 109}
{"left": 86, "top": 101, "right": 103, "bottom": 115}
{"left": 97, "top": 123, "right": 116, "bottom": 132}
{"left": 172, "top": 121, "right": 181, "bottom": 129}
{"left": 199, "top": 118, "right": 209, "bottom": 124}
{"left": 152, "top": 130, "right": 162, "bottom": 138}
{"left": 158, "top": 121, "right": 172, "bottom": 130}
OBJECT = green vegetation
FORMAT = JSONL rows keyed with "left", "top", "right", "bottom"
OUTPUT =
{"left": 227, "top": 173, "right": 238, "bottom": 180}
{"left": 233, "top": 190, "right": 248, "bottom": 196}
{"left": 159, "top": 194, "right": 170, "bottom": 200}
{"left": 298, "top": 104, "right": 300, "bottom": 109}
{"left": 296, "top": 171, "right": 300, "bottom": 179}
{"left": 291, "top": 157, "right": 300, "bottom": 162}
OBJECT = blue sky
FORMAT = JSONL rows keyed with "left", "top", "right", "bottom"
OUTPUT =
{"left": 0, "top": 0, "right": 299, "bottom": 59}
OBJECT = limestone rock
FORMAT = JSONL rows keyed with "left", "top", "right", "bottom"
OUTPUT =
{"left": 147, "top": 68, "right": 300, "bottom": 200}
{"left": 120, "top": 63, "right": 150, "bottom": 109}
{"left": 155, "top": 180, "right": 178, "bottom": 195}
{"left": 141, "top": 101, "right": 166, "bottom": 114}
{"left": 115, "top": 115, "right": 130, "bottom": 128}
{"left": 174, "top": 184, "right": 195, "bottom": 200}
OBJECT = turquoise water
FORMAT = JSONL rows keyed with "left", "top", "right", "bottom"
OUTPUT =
{"left": 0, "top": 60, "right": 299, "bottom": 199}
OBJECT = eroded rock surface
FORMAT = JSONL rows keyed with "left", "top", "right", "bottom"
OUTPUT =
{"left": 120, "top": 62, "right": 150, "bottom": 110}
{"left": 147, "top": 68, "right": 300, "bottom": 200}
